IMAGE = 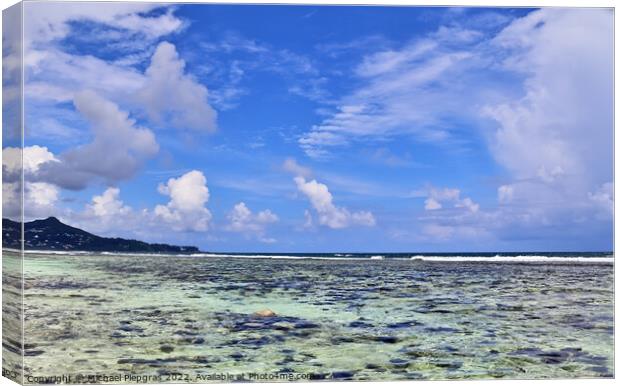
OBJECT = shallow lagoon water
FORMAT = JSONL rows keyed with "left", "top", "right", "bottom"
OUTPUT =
{"left": 4, "top": 252, "right": 614, "bottom": 382}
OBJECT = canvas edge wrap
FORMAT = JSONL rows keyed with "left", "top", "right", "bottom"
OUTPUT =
{"left": 3, "top": 1, "right": 25, "bottom": 384}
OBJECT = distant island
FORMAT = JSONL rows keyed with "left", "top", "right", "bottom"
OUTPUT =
{"left": 2, "top": 217, "right": 200, "bottom": 253}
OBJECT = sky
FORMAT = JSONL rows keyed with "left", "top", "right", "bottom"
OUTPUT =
{"left": 2, "top": 3, "right": 614, "bottom": 252}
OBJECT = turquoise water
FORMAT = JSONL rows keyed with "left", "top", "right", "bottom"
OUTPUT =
{"left": 4, "top": 252, "right": 614, "bottom": 383}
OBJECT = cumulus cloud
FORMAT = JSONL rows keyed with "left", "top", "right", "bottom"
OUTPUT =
{"left": 23, "top": 4, "right": 185, "bottom": 106}
{"left": 2, "top": 182, "right": 21, "bottom": 219}
{"left": 2, "top": 146, "right": 61, "bottom": 220}
{"left": 3, "top": 182, "right": 60, "bottom": 221}
{"left": 416, "top": 186, "right": 486, "bottom": 242}
{"left": 283, "top": 158, "right": 376, "bottom": 229}
{"left": 25, "top": 49, "right": 146, "bottom": 104}
{"left": 487, "top": 9, "right": 612, "bottom": 187}
{"left": 483, "top": 8, "right": 613, "bottom": 232}
{"left": 26, "top": 182, "right": 59, "bottom": 208}
{"left": 226, "top": 202, "right": 278, "bottom": 242}
{"left": 3, "top": 145, "right": 58, "bottom": 181}
{"left": 88, "top": 187, "right": 131, "bottom": 217}
{"left": 2, "top": 145, "right": 61, "bottom": 220}
{"left": 138, "top": 42, "right": 217, "bottom": 132}
{"left": 36, "top": 91, "right": 158, "bottom": 190}
{"left": 424, "top": 187, "right": 479, "bottom": 213}
{"left": 456, "top": 197, "right": 480, "bottom": 213}
{"left": 294, "top": 176, "right": 376, "bottom": 229}
{"left": 61, "top": 187, "right": 139, "bottom": 235}
{"left": 67, "top": 173, "right": 213, "bottom": 238}
{"left": 155, "top": 170, "right": 212, "bottom": 232}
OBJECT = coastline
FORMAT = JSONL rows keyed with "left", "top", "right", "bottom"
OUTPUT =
{"left": 9, "top": 249, "right": 614, "bottom": 264}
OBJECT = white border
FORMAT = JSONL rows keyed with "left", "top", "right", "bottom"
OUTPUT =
{"left": 0, "top": 1, "right": 616, "bottom": 386}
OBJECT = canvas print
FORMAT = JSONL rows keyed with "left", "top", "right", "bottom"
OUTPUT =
{"left": 1, "top": 2, "right": 614, "bottom": 384}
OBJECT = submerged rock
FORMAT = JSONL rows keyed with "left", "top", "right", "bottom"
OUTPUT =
{"left": 331, "top": 371, "right": 355, "bottom": 379}
{"left": 374, "top": 336, "right": 400, "bottom": 344}
{"left": 160, "top": 344, "right": 175, "bottom": 353}
{"left": 293, "top": 322, "right": 320, "bottom": 329}
{"left": 389, "top": 358, "right": 410, "bottom": 368}
{"left": 230, "top": 352, "right": 245, "bottom": 360}
{"left": 349, "top": 320, "right": 374, "bottom": 328}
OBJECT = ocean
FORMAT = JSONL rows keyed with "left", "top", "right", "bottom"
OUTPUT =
{"left": 2, "top": 250, "right": 614, "bottom": 382}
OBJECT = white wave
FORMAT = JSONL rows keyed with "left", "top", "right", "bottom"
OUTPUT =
{"left": 24, "top": 250, "right": 187, "bottom": 257}
{"left": 409, "top": 255, "right": 613, "bottom": 264}
{"left": 192, "top": 253, "right": 362, "bottom": 261}
{"left": 24, "top": 249, "right": 94, "bottom": 255}
{"left": 17, "top": 249, "right": 613, "bottom": 264}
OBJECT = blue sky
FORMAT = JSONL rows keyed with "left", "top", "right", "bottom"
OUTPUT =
{"left": 3, "top": 4, "right": 613, "bottom": 252}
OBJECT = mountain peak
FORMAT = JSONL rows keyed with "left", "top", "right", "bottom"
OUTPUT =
{"left": 2, "top": 216, "right": 201, "bottom": 253}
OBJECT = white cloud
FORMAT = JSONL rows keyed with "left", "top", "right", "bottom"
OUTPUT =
{"left": 351, "top": 211, "right": 377, "bottom": 226}
{"left": 155, "top": 170, "right": 212, "bottom": 232}
{"left": 294, "top": 176, "right": 376, "bottom": 229}
{"left": 66, "top": 176, "right": 212, "bottom": 239}
{"left": 355, "top": 39, "right": 438, "bottom": 78}
{"left": 25, "top": 48, "right": 146, "bottom": 104}
{"left": 284, "top": 158, "right": 378, "bottom": 228}
{"left": 298, "top": 131, "right": 348, "bottom": 159}
{"left": 23, "top": 3, "right": 183, "bottom": 46}
{"left": 282, "top": 158, "right": 312, "bottom": 178}
{"left": 486, "top": 9, "right": 612, "bottom": 189}
{"left": 22, "top": 5, "right": 184, "bottom": 106}
{"left": 3, "top": 145, "right": 58, "bottom": 178}
{"left": 424, "top": 187, "right": 478, "bottom": 213}
{"left": 424, "top": 198, "right": 442, "bottom": 211}
{"left": 37, "top": 90, "right": 158, "bottom": 190}
{"left": 456, "top": 197, "right": 480, "bottom": 213}
{"left": 199, "top": 33, "right": 325, "bottom": 108}
{"left": 2, "top": 146, "right": 60, "bottom": 220}
{"left": 26, "top": 182, "right": 59, "bottom": 208}
{"left": 497, "top": 184, "right": 514, "bottom": 204}
{"left": 303, "top": 209, "right": 314, "bottom": 229}
{"left": 482, "top": 8, "right": 613, "bottom": 229}
{"left": 3, "top": 4, "right": 23, "bottom": 142}
{"left": 88, "top": 187, "right": 131, "bottom": 217}
{"left": 226, "top": 202, "right": 278, "bottom": 242}
{"left": 431, "top": 26, "right": 483, "bottom": 44}
{"left": 2, "top": 182, "right": 20, "bottom": 219}
{"left": 3, "top": 181, "right": 60, "bottom": 221}
{"left": 138, "top": 42, "right": 217, "bottom": 132}
{"left": 299, "top": 32, "right": 475, "bottom": 158}
{"left": 588, "top": 182, "right": 613, "bottom": 218}
{"left": 64, "top": 187, "right": 137, "bottom": 234}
